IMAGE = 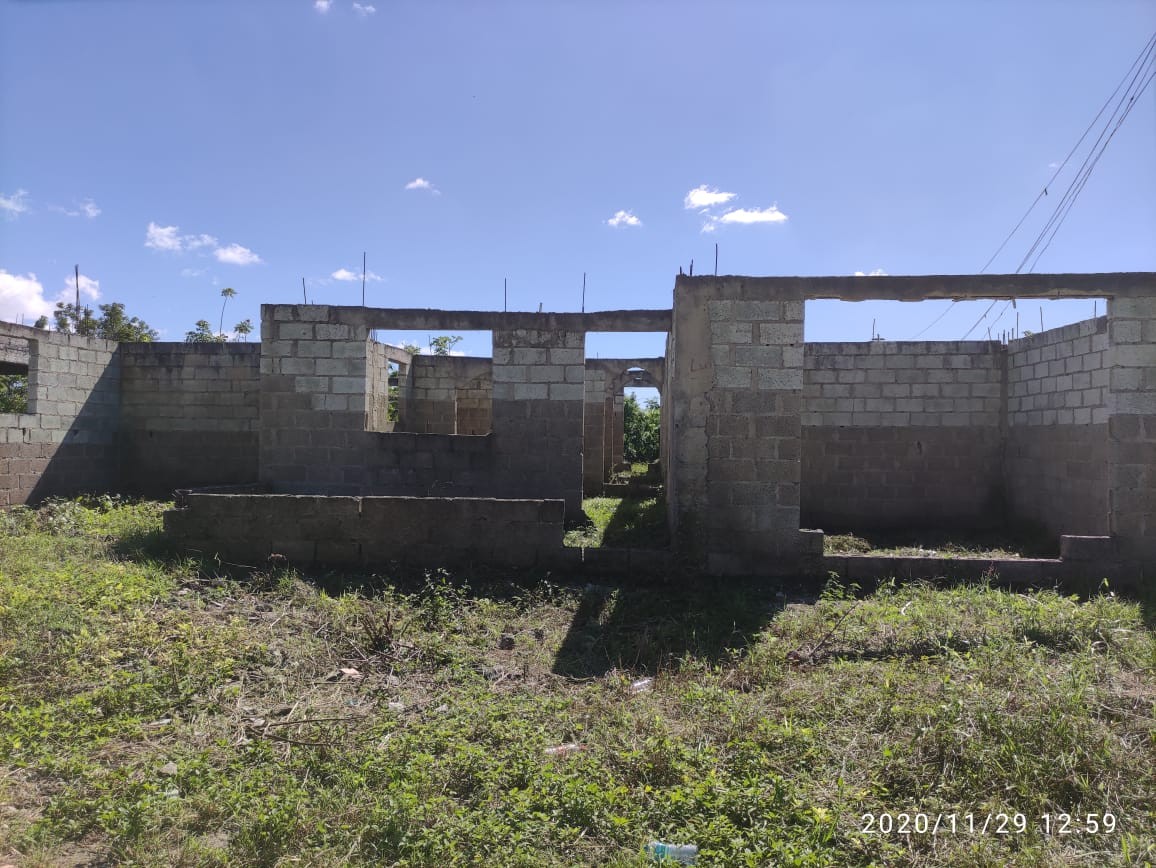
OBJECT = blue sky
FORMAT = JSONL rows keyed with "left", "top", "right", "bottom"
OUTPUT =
{"left": 1, "top": 0, "right": 1154, "bottom": 360}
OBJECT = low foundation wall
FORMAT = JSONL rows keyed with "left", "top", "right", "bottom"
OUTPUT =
{"left": 164, "top": 492, "right": 565, "bottom": 567}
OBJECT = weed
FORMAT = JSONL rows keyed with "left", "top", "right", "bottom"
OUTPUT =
{"left": 0, "top": 499, "right": 1153, "bottom": 866}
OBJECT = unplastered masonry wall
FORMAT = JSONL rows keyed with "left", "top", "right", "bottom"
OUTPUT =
{"left": 119, "top": 343, "right": 261, "bottom": 495}
{"left": 801, "top": 341, "right": 1005, "bottom": 530}
{"left": 1005, "top": 317, "right": 1109, "bottom": 536}
{"left": 0, "top": 323, "right": 119, "bottom": 506}
{"left": 491, "top": 328, "right": 585, "bottom": 515}
{"left": 259, "top": 305, "right": 498, "bottom": 497}
{"left": 165, "top": 493, "right": 565, "bottom": 568}
{"left": 366, "top": 341, "right": 393, "bottom": 432}
{"left": 396, "top": 356, "right": 492, "bottom": 434}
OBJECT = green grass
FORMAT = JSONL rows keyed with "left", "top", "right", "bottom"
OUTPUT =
{"left": 824, "top": 530, "right": 1057, "bottom": 560}
{"left": 1, "top": 500, "right": 1154, "bottom": 866}
{"left": 564, "top": 496, "right": 670, "bottom": 549}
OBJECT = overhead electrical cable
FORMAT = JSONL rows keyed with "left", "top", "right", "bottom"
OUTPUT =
{"left": 945, "top": 30, "right": 1156, "bottom": 340}
{"left": 1024, "top": 58, "right": 1156, "bottom": 272}
{"left": 981, "top": 30, "right": 1156, "bottom": 275}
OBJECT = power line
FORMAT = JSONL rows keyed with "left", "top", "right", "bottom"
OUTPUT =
{"left": 946, "top": 30, "right": 1156, "bottom": 341}
{"left": 911, "top": 300, "right": 958, "bottom": 339}
{"left": 1024, "top": 57, "right": 1156, "bottom": 272}
{"left": 980, "top": 31, "right": 1156, "bottom": 275}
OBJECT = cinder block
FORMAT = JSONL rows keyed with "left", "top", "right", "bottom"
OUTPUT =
{"left": 710, "top": 322, "right": 752, "bottom": 344}
{"left": 513, "top": 383, "right": 548, "bottom": 400}
{"left": 279, "top": 323, "right": 314, "bottom": 340}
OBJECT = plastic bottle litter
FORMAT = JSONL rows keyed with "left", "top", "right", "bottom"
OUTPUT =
{"left": 646, "top": 841, "right": 698, "bottom": 864}
{"left": 543, "top": 742, "right": 585, "bottom": 757}
{"left": 629, "top": 677, "right": 654, "bottom": 694}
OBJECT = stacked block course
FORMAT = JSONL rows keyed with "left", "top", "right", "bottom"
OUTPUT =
{"left": 0, "top": 323, "right": 119, "bottom": 505}
{"left": 119, "top": 343, "right": 260, "bottom": 495}
{"left": 801, "top": 341, "right": 1005, "bottom": 530}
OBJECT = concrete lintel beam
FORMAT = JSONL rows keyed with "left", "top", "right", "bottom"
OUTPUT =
{"left": 263, "top": 307, "right": 672, "bottom": 333}
{"left": 676, "top": 272, "right": 1156, "bottom": 302}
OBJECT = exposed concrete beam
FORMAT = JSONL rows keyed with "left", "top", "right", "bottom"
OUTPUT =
{"left": 317, "top": 307, "right": 672, "bottom": 333}
{"left": 676, "top": 272, "right": 1156, "bottom": 301}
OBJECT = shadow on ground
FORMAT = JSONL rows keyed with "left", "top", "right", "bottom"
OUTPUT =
{"left": 551, "top": 580, "right": 791, "bottom": 679}
{"left": 600, "top": 495, "right": 670, "bottom": 549}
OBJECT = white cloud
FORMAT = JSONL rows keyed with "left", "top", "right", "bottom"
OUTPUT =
{"left": 606, "top": 209, "right": 641, "bottom": 228}
{"left": 314, "top": 0, "right": 332, "bottom": 11}
{"left": 0, "top": 271, "right": 52, "bottom": 321}
{"left": 717, "top": 205, "right": 789, "bottom": 225}
{"left": 54, "top": 198, "right": 101, "bottom": 219}
{"left": 0, "top": 190, "right": 30, "bottom": 218}
{"left": 145, "top": 222, "right": 185, "bottom": 251}
{"left": 700, "top": 221, "right": 717, "bottom": 234}
{"left": 331, "top": 267, "right": 383, "bottom": 282}
{"left": 1047, "top": 161, "right": 1061, "bottom": 170}
{"left": 180, "top": 267, "right": 206, "bottom": 278}
{"left": 145, "top": 221, "right": 259, "bottom": 265}
{"left": 352, "top": 2, "right": 376, "bottom": 14}
{"left": 214, "top": 243, "right": 263, "bottom": 266}
{"left": 684, "top": 185, "right": 736, "bottom": 210}
{"left": 404, "top": 177, "right": 440, "bottom": 194}
{"left": 0, "top": 269, "right": 102, "bottom": 323}
{"left": 63, "top": 272, "right": 101, "bottom": 302}
{"left": 185, "top": 233, "right": 218, "bottom": 250}
{"left": 854, "top": 268, "right": 888, "bottom": 277}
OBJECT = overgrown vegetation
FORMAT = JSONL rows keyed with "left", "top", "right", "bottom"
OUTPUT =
{"left": 824, "top": 529, "right": 1058, "bottom": 559}
{"left": 0, "top": 374, "right": 28, "bottom": 414}
{"left": 565, "top": 496, "right": 669, "bottom": 549}
{"left": 623, "top": 393, "right": 660, "bottom": 463}
{"left": 1, "top": 500, "right": 1153, "bottom": 865}
{"left": 53, "top": 301, "right": 159, "bottom": 342}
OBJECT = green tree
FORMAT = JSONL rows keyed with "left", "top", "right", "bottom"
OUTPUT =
{"left": 234, "top": 319, "right": 253, "bottom": 341}
{"left": 402, "top": 343, "right": 421, "bottom": 355}
{"left": 93, "top": 302, "right": 159, "bottom": 341}
{"left": 185, "top": 320, "right": 227, "bottom": 343}
{"left": 429, "top": 335, "right": 462, "bottom": 356}
{"left": 53, "top": 302, "right": 157, "bottom": 341}
{"left": 32, "top": 316, "right": 48, "bottom": 330}
{"left": 0, "top": 375, "right": 28, "bottom": 414}
{"left": 623, "top": 393, "right": 660, "bottom": 462}
{"left": 219, "top": 287, "right": 236, "bottom": 336}
{"left": 53, "top": 302, "right": 98, "bottom": 336}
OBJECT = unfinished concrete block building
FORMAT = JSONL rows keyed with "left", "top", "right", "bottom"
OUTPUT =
{"left": 2, "top": 272, "right": 1153, "bottom": 585}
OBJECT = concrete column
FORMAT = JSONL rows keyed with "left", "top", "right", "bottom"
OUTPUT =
{"left": 491, "top": 328, "right": 585, "bottom": 516}
{"left": 668, "top": 277, "right": 804, "bottom": 574}
{"left": 258, "top": 304, "right": 369, "bottom": 493}
{"left": 611, "top": 393, "right": 625, "bottom": 470}
{"left": 1107, "top": 296, "right": 1156, "bottom": 575}
{"left": 583, "top": 369, "right": 607, "bottom": 495}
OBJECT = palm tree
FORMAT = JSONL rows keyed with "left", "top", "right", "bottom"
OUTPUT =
{"left": 234, "top": 319, "right": 253, "bottom": 342}
{"left": 219, "top": 287, "right": 236, "bottom": 336}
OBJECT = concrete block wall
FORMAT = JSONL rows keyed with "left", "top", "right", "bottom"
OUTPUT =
{"left": 165, "top": 493, "right": 565, "bottom": 567}
{"left": 1005, "top": 317, "right": 1109, "bottom": 536}
{"left": 801, "top": 341, "right": 1005, "bottom": 530}
{"left": 258, "top": 306, "right": 494, "bottom": 497}
{"left": 583, "top": 369, "right": 607, "bottom": 494}
{"left": 118, "top": 343, "right": 261, "bottom": 495}
{"left": 0, "top": 334, "right": 30, "bottom": 372}
{"left": 394, "top": 356, "right": 492, "bottom": 435}
{"left": 492, "top": 328, "right": 585, "bottom": 515}
{"left": 366, "top": 340, "right": 394, "bottom": 433}
{"left": 258, "top": 304, "right": 373, "bottom": 493}
{"left": 1107, "top": 296, "right": 1156, "bottom": 565}
{"left": 455, "top": 373, "right": 492, "bottom": 436}
{"left": 0, "top": 323, "right": 119, "bottom": 506}
{"left": 668, "top": 277, "right": 804, "bottom": 573}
